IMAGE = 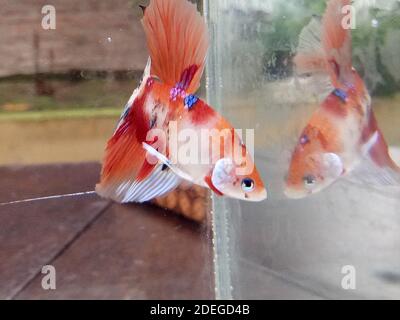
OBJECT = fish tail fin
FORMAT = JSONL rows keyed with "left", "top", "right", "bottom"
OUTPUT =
{"left": 96, "top": 122, "right": 183, "bottom": 203}
{"left": 368, "top": 128, "right": 400, "bottom": 174}
{"left": 141, "top": 0, "right": 209, "bottom": 94}
{"left": 96, "top": 105, "right": 152, "bottom": 202}
{"left": 96, "top": 80, "right": 164, "bottom": 203}
{"left": 354, "top": 111, "right": 400, "bottom": 187}
{"left": 115, "top": 58, "right": 152, "bottom": 131}
{"left": 294, "top": 0, "right": 353, "bottom": 93}
{"left": 96, "top": 133, "right": 146, "bottom": 201}
{"left": 96, "top": 126, "right": 182, "bottom": 203}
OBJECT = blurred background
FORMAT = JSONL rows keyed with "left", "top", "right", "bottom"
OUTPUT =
{"left": 0, "top": 0, "right": 148, "bottom": 165}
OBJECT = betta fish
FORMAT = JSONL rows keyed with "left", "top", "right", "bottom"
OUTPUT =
{"left": 284, "top": 0, "right": 400, "bottom": 199}
{"left": 96, "top": 0, "right": 267, "bottom": 203}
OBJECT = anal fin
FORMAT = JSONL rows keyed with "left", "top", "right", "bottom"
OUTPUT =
{"left": 142, "top": 142, "right": 194, "bottom": 183}
{"left": 96, "top": 164, "right": 181, "bottom": 203}
{"left": 349, "top": 132, "right": 400, "bottom": 187}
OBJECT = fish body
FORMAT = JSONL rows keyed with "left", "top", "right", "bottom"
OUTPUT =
{"left": 285, "top": 0, "right": 400, "bottom": 198}
{"left": 96, "top": 0, "right": 266, "bottom": 203}
{"left": 159, "top": 96, "right": 266, "bottom": 201}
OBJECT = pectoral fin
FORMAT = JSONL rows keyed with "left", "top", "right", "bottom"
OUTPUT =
{"left": 204, "top": 175, "right": 224, "bottom": 196}
{"left": 322, "top": 152, "right": 344, "bottom": 179}
{"left": 142, "top": 142, "right": 194, "bottom": 183}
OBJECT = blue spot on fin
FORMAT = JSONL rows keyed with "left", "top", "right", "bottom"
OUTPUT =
{"left": 184, "top": 94, "right": 199, "bottom": 110}
{"left": 332, "top": 88, "right": 347, "bottom": 102}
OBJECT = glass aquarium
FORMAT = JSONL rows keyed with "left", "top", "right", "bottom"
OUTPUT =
{"left": 0, "top": 0, "right": 213, "bottom": 300}
{"left": 205, "top": 0, "right": 400, "bottom": 299}
{"left": 1, "top": 0, "right": 399, "bottom": 301}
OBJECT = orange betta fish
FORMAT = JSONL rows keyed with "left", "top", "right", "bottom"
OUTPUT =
{"left": 285, "top": 0, "right": 400, "bottom": 199}
{"left": 96, "top": 0, "right": 267, "bottom": 203}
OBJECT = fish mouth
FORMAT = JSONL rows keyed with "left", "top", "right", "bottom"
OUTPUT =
{"left": 245, "top": 188, "right": 267, "bottom": 202}
{"left": 221, "top": 187, "right": 267, "bottom": 202}
{"left": 259, "top": 188, "right": 268, "bottom": 201}
{"left": 283, "top": 187, "right": 309, "bottom": 199}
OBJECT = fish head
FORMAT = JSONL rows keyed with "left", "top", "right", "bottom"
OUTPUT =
{"left": 211, "top": 156, "right": 267, "bottom": 202}
{"left": 284, "top": 126, "right": 344, "bottom": 199}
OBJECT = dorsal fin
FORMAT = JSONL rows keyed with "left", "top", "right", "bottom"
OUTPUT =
{"left": 294, "top": 16, "right": 326, "bottom": 76}
{"left": 322, "top": 0, "right": 353, "bottom": 85}
{"left": 294, "top": 16, "right": 335, "bottom": 100}
{"left": 141, "top": 0, "right": 209, "bottom": 94}
{"left": 294, "top": 0, "right": 353, "bottom": 96}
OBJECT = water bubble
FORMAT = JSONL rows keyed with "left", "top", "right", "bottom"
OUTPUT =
{"left": 371, "top": 19, "right": 379, "bottom": 28}
{"left": 107, "top": 36, "right": 112, "bottom": 42}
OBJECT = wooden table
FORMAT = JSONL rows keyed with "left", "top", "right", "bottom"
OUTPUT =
{"left": 0, "top": 163, "right": 214, "bottom": 299}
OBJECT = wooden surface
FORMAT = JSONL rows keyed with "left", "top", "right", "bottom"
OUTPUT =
{"left": 0, "top": 163, "right": 214, "bottom": 299}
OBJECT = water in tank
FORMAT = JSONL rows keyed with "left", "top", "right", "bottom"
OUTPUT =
{"left": 205, "top": 0, "right": 400, "bottom": 299}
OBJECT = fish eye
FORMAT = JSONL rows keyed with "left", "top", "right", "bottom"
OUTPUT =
{"left": 241, "top": 178, "right": 255, "bottom": 192}
{"left": 303, "top": 175, "right": 316, "bottom": 188}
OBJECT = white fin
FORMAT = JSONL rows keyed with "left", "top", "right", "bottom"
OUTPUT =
{"left": 322, "top": 152, "right": 344, "bottom": 179}
{"left": 296, "top": 17, "right": 324, "bottom": 68}
{"left": 361, "top": 131, "right": 379, "bottom": 156}
{"left": 389, "top": 146, "right": 400, "bottom": 167}
{"left": 114, "top": 57, "right": 152, "bottom": 132}
{"left": 211, "top": 158, "right": 235, "bottom": 191}
{"left": 347, "top": 157, "right": 400, "bottom": 187}
{"left": 294, "top": 16, "right": 334, "bottom": 101}
{"left": 97, "top": 163, "right": 181, "bottom": 203}
{"left": 142, "top": 142, "right": 194, "bottom": 183}
{"left": 143, "top": 56, "right": 151, "bottom": 79}
{"left": 346, "top": 135, "right": 400, "bottom": 187}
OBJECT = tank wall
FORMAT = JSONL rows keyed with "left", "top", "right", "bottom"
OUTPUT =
{"left": 206, "top": 0, "right": 400, "bottom": 299}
